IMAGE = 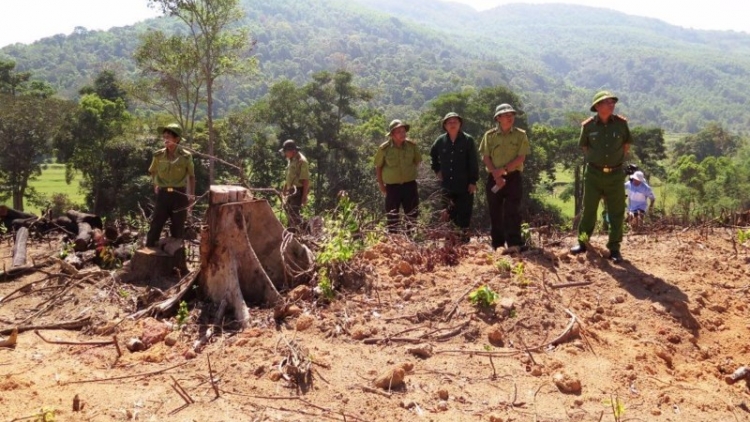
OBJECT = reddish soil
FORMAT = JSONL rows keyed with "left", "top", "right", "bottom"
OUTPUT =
{"left": 1, "top": 228, "right": 749, "bottom": 422}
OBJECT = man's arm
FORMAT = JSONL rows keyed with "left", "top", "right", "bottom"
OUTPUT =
{"left": 504, "top": 155, "right": 526, "bottom": 172}
{"left": 375, "top": 166, "right": 386, "bottom": 194}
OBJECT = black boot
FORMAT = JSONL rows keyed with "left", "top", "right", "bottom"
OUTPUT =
{"left": 570, "top": 244, "right": 587, "bottom": 254}
{"left": 609, "top": 250, "right": 623, "bottom": 263}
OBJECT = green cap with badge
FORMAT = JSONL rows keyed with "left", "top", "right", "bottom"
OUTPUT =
{"left": 157, "top": 123, "right": 183, "bottom": 140}
{"left": 493, "top": 103, "right": 517, "bottom": 119}
{"left": 387, "top": 119, "right": 410, "bottom": 136}
{"left": 590, "top": 91, "right": 618, "bottom": 112}
{"left": 441, "top": 112, "right": 463, "bottom": 129}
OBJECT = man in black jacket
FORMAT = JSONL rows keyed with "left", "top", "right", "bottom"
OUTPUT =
{"left": 430, "top": 112, "right": 479, "bottom": 243}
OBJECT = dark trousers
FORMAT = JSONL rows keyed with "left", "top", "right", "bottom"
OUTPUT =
{"left": 285, "top": 189, "right": 303, "bottom": 228}
{"left": 146, "top": 187, "right": 189, "bottom": 247}
{"left": 442, "top": 189, "right": 474, "bottom": 229}
{"left": 578, "top": 166, "right": 625, "bottom": 252}
{"left": 385, "top": 181, "right": 419, "bottom": 234}
{"left": 485, "top": 171, "right": 523, "bottom": 249}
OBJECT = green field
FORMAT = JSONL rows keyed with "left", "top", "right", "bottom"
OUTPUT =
{"left": 2, "top": 163, "right": 85, "bottom": 216}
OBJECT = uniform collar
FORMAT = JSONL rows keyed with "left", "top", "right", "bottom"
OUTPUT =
{"left": 496, "top": 125, "right": 516, "bottom": 135}
{"left": 594, "top": 114, "right": 615, "bottom": 124}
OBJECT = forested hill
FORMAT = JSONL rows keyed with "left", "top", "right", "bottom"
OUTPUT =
{"left": 3, "top": 0, "right": 750, "bottom": 131}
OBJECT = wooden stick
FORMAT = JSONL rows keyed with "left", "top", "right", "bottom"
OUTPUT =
{"left": 549, "top": 281, "right": 593, "bottom": 289}
{"left": 0, "top": 316, "right": 90, "bottom": 335}
{"left": 518, "top": 336, "right": 537, "bottom": 366}
{"left": 361, "top": 384, "right": 392, "bottom": 398}
{"left": 34, "top": 330, "right": 113, "bottom": 346}
{"left": 362, "top": 337, "right": 424, "bottom": 345}
{"left": 60, "top": 361, "right": 188, "bottom": 385}
{"left": 208, "top": 354, "right": 220, "bottom": 399}
{"left": 113, "top": 335, "right": 122, "bottom": 358}
{"left": 170, "top": 375, "right": 195, "bottom": 404}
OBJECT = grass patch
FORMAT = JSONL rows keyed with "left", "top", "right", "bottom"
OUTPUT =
{"left": 1, "top": 163, "right": 84, "bottom": 215}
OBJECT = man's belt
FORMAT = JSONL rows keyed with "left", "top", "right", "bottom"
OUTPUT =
{"left": 588, "top": 163, "right": 622, "bottom": 173}
{"left": 159, "top": 186, "right": 186, "bottom": 192}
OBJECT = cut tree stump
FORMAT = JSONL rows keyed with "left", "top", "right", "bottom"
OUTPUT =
{"left": 120, "top": 238, "right": 189, "bottom": 287}
{"left": 198, "top": 185, "right": 314, "bottom": 328}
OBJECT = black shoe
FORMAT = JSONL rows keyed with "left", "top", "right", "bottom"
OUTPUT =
{"left": 570, "top": 244, "right": 587, "bottom": 254}
{"left": 610, "top": 250, "right": 623, "bottom": 263}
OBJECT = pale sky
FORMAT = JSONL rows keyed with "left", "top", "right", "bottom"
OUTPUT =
{"left": 1, "top": 0, "right": 748, "bottom": 48}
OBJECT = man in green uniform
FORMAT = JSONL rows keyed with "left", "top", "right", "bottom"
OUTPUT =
{"left": 374, "top": 119, "right": 422, "bottom": 234}
{"left": 570, "top": 91, "right": 632, "bottom": 263}
{"left": 479, "top": 104, "right": 530, "bottom": 253}
{"left": 146, "top": 123, "right": 196, "bottom": 247}
{"left": 279, "top": 139, "right": 309, "bottom": 228}
{"left": 430, "top": 112, "right": 479, "bottom": 243}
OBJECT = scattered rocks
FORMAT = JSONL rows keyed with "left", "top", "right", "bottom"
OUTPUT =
{"left": 126, "top": 338, "right": 145, "bottom": 353}
{"left": 406, "top": 343, "right": 433, "bottom": 358}
{"left": 140, "top": 318, "right": 169, "bottom": 347}
{"left": 487, "top": 327, "right": 504, "bottom": 346}
{"left": 296, "top": 314, "right": 315, "bottom": 332}
{"left": 552, "top": 371, "right": 582, "bottom": 394}
{"left": 489, "top": 415, "right": 504, "bottom": 422}
{"left": 164, "top": 332, "right": 179, "bottom": 347}
{"left": 611, "top": 295, "right": 625, "bottom": 304}
{"left": 400, "top": 400, "right": 416, "bottom": 409}
{"left": 437, "top": 388, "right": 449, "bottom": 400}
{"left": 400, "top": 289, "right": 414, "bottom": 301}
{"left": 183, "top": 349, "right": 197, "bottom": 360}
{"left": 499, "top": 297, "right": 515, "bottom": 311}
{"left": 397, "top": 261, "right": 414, "bottom": 276}
{"left": 436, "top": 400, "right": 449, "bottom": 411}
{"left": 374, "top": 366, "right": 406, "bottom": 389}
{"left": 289, "top": 285, "right": 312, "bottom": 302}
{"left": 651, "top": 302, "right": 670, "bottom": 315}
{"left": 350, "top": 325, "right": 372, "bottom": 340}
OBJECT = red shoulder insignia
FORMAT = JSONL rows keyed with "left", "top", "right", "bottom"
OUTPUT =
{"left": 615, "top": 114, "right": 628, "bottom": 122}
{"left": 581, "top": 117, "right": 594, "bottom": 126}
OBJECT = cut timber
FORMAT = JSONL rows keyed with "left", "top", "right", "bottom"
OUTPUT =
{"left": 12, "top": 227, "right": 28, "bottom": 268}
{"left": 199, "top": 185, "right": 314, "bottom": 328}
{"left": 120, "top": 239, "right": 188, "bottom": 286}
{"left": 66, "top": 210, "right": 103, "bottom": 252}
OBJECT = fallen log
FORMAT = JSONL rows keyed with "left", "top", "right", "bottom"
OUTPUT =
{"left": 0, "top": 205, "right": 36, "bottom": 230}
{"left": 0, "top": 316, "right": 90, "bottom": 335}
{"left": 0, "top": 258, "right": 54, "bottom": 282}
{"left": 12, "top": 227, "right": 28, "bottom": 268}
{"left": 66, "top": 210, "right": 103, "bottom": 252}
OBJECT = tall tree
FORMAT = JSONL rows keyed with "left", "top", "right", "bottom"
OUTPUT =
{"left": 148, "top": 0, "right": 255, "bottom": 184}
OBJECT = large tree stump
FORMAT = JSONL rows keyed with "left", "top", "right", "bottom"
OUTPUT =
{"left": 12, "top": 227, "right": 29, "bottom": 268}
{"left": 199, "top": 185, "right": 314, "bottom": 328}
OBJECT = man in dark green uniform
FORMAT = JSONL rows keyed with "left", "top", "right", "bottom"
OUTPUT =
{"left": 279, "top": 139, "right": 310, "bottom": 228}
{"left": 430, "top": 112, "right": 479, "bottom": 243}
{"left": 479, "top": 104, "right": 530, "bottom": 253}
{"left": 570, "top": 91, "right": 632, "bottom": 263}
{"left": 146, "top": 123, "right": 196, "bottom": 247}
{"left": 374, "top": 119, "right": 422, "bottom": 234}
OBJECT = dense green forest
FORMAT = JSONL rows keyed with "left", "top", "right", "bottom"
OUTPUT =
{"left": 1, "top": 0, "right": 749, "bottom": 229}
{"left": 3, "top": 0, "right": 750, "bottom": 131}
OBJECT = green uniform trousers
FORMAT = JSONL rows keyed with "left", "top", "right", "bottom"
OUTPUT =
{"left": 579, "top": 165, "right": 625, "bottom": 252}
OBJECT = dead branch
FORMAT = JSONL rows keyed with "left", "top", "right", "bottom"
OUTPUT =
{"left": 362, "top": 337, "right": 424, "bottom": 345}
{"left": 208, "top": 354, "right": 221, "bottom": 399}
{"left": 549, "top": 281, "right": 593, "bottom": 289}
{"left": 443, "top": 283, "right": 481, "bottom": 322}
{"left": 128, "top": 270, "right": 199, "bottom": 320}
{"left": 34, "top": 330, "right": 114, "bottom": 346}
{"left": 0, "top": 258, "right": 54, "bottom": 282}
{"left": 361, "top": 384, "right": 392, "bottom": 398}
{"left": 60, "top": 361, "right": 189, "bottom": 385}
{"left": 0, "top": 316, "right": 90, "bottom": 335}
{"left": 170, "top": 375, "right": 195, "bottom": 404}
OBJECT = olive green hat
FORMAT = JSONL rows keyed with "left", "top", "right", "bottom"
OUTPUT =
{"left": 590, "top": 91, "right": 618, "bottom": 112}
{"left": 441, "top": 112, "right": 463, "bottom": 130}
{"left": 158, "top": 123, "right": 183, "bottom": 140}
{"left": 278, "top": 139, "right": 299, "bottom": 153}
{"left": 493, "top": 103, "right": 517, "bottom": 119}
{"left": 387, "top": 119, "right": 410, "bottom": 136}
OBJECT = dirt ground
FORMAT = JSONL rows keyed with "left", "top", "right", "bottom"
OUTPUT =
{"left": 1, "top": 227, "right": 749, "bottom": 422}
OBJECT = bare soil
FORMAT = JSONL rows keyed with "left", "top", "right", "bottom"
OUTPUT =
{"left": 1, "top": 227, "right": 749, "bottom": 422}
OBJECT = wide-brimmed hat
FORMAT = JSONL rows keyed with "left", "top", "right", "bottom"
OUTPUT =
{"left": 629, "top": 170, "right": 646, "bottom": 183}
{"left": 158, "top": 123, "right": 183, "bottom": 139}
{"left": 278, "top": 139, "right": 299, "bottom": 153}
{"left": 590, "top": 90, "right": 619, "bottom": 112}
{"left": 387, "top": 119, "right": 410, "bottom": 136}
{"left": 493, "top": 103, "right": 517, "bottom": 119}
{"left": 441, "top": 112, "right": 463, "bottom": 129}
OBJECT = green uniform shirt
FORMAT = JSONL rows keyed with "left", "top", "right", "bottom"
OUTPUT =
{"left": 148, "top": 146, "right": 194, "bottom": 188}
{"left": 579, "top": 114, "right": 632, "bottom": 167}
{"left": 285, "top": 152, "right": 310, "bottom": 187}
{"left": 374, "top": 139, "right": 422, "bottom": 185}
{"left": 479, "top": 127, "right": 531, "bottom": 172}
